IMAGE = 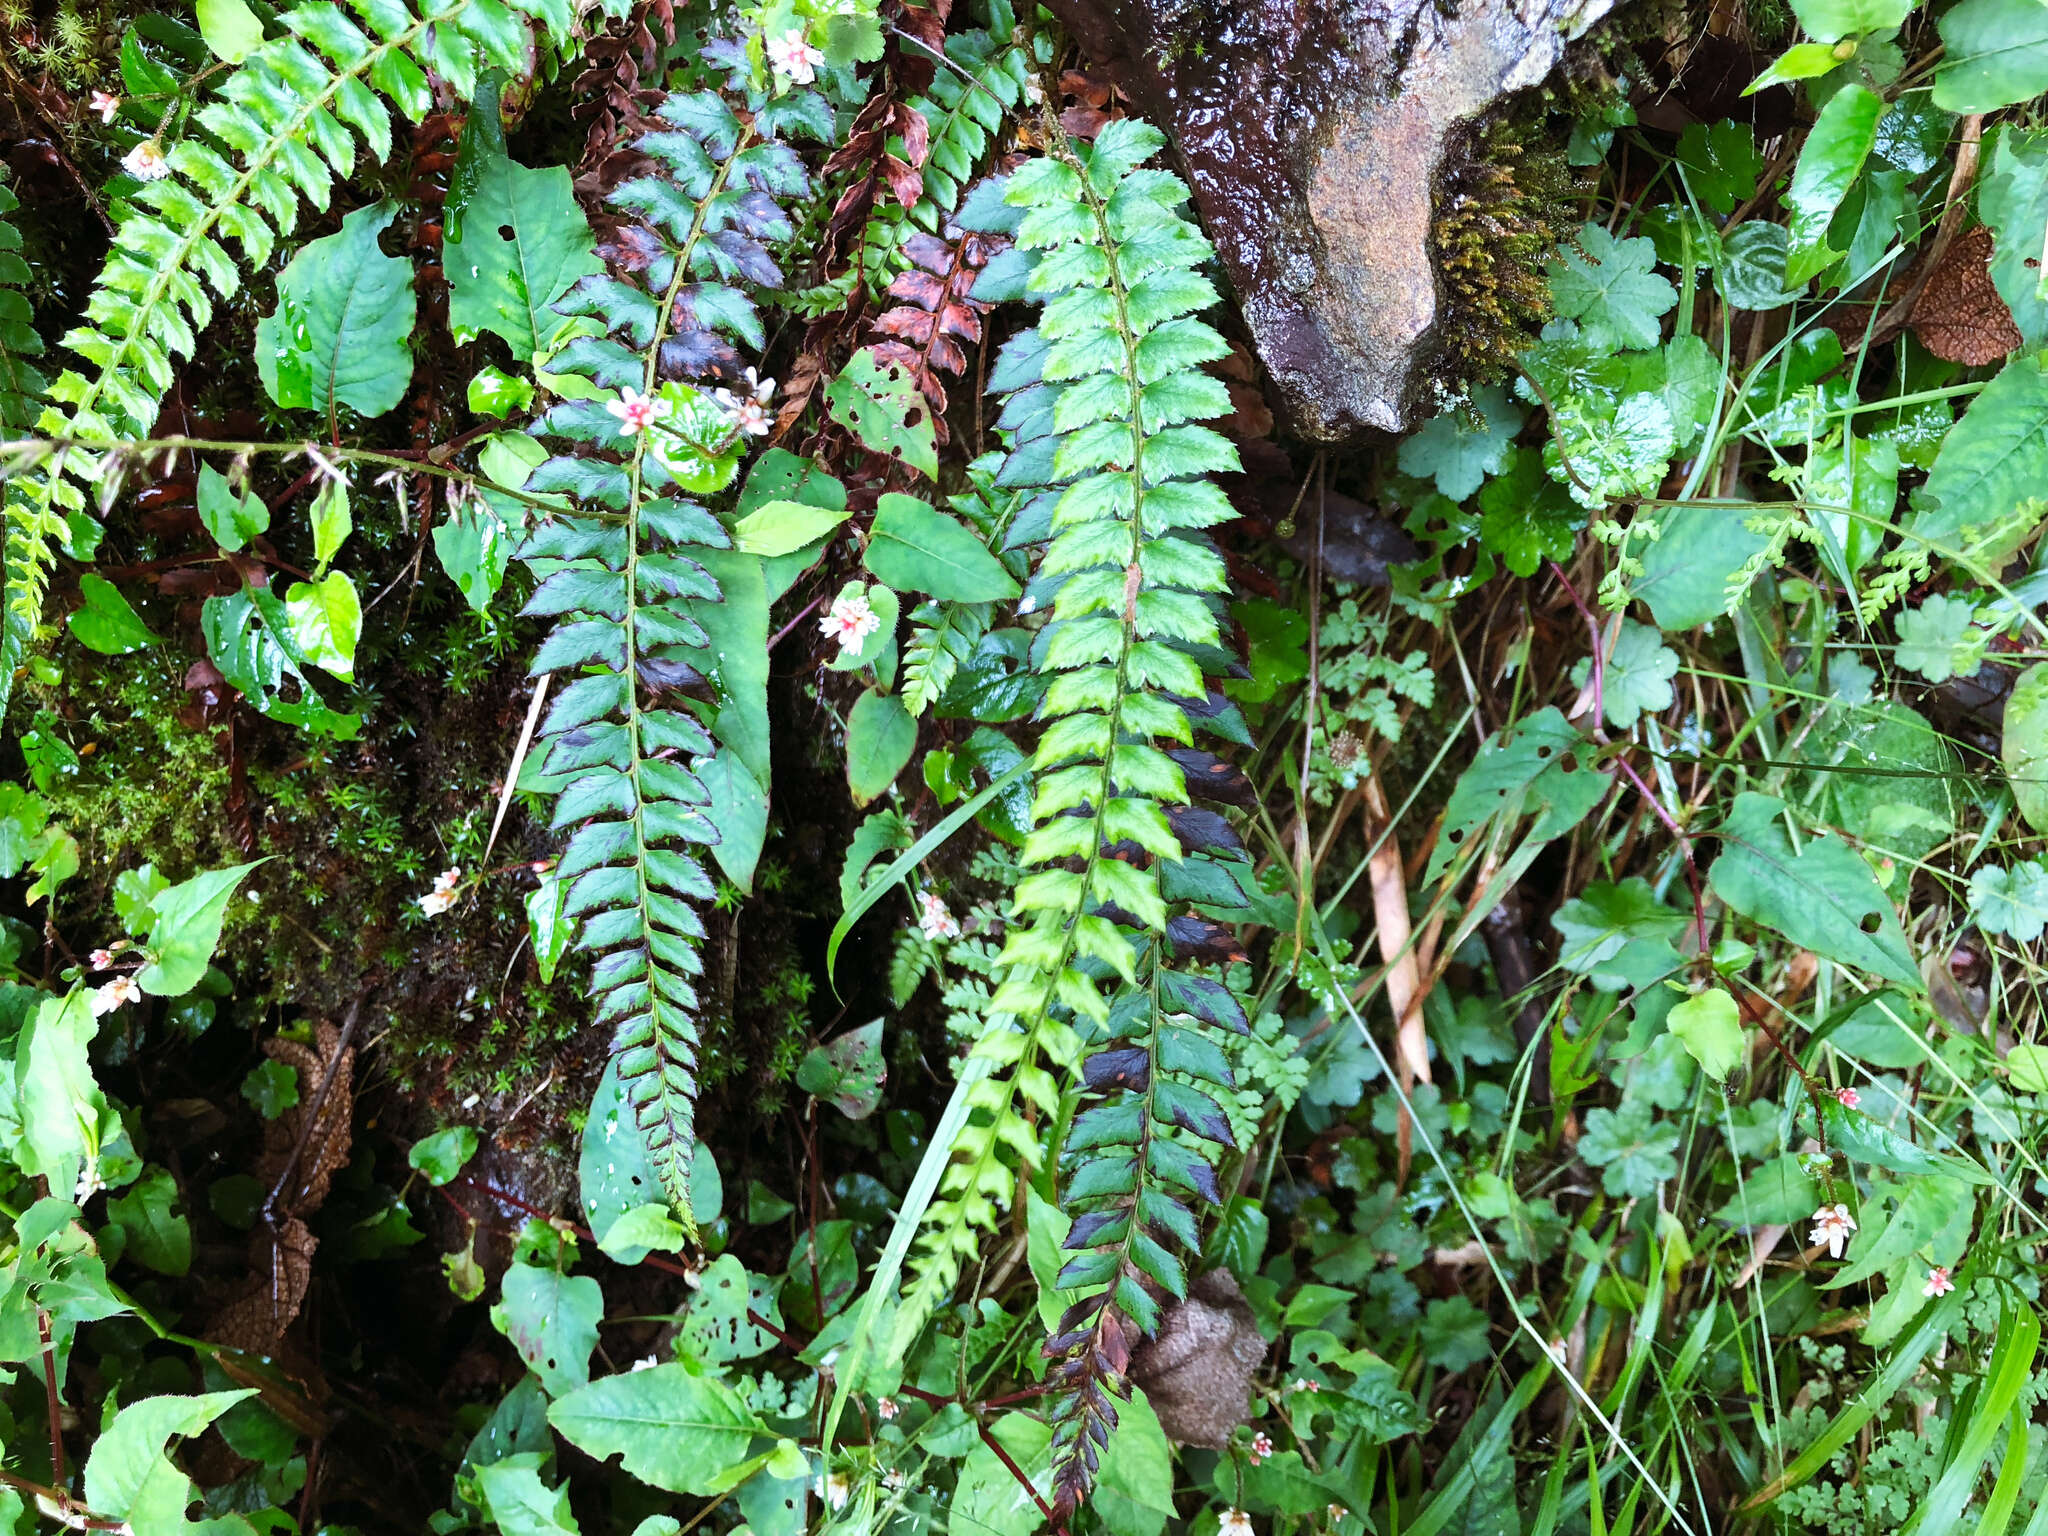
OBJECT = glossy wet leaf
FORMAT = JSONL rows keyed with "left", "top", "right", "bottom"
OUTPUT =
{"left": 447, "top": 150, "right": 602, "bottom": 359}
{"left": 826, "top": 346, "right": 939, "bottom": 480}
{"left": 195, "top": 464, "right": 268, "bottom": 552}
{"left": 283, "top": 571, "right": 362, "bottom": 680}
{"left": 863, "top": 492, "right": 1019, "bottom": 601}
{"left": 1936, "top": 0, "right": 2048, "bottom": 111}
{"left": 1547, "top": 224, "right": 1674, "bottom": 352}
{"left": 67, "top": 574, "right": 157, "bottom": 655}
{"left": 845, "top": 689, "right": 917, "bottom": 805}
{"left": 492, "top": 1258, "right": 603, "bottom": 1397}
{"left": 1785, "top": 84, "right": 1882, "bottom": 285}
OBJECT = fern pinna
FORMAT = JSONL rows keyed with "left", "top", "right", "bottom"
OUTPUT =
{"left": 517, "top": 85, "right": 819, "bottom": 1231}
{"left": 6, "top": 0, "right": 576, "bottom": 708}
{"left": 966, "top": 119, "right": 1258, "bottom": 1510}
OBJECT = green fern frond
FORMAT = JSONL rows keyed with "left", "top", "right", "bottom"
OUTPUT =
{"left": 0, "top": 179, "right": 46, "bottom": 438}
{"left": 6, "top": 0, "right": 574, "bottom": 717}
{"left": 515, "top": 86, "right": 819, "bottom": 1231}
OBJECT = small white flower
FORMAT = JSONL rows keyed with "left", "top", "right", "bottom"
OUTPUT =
{"left": 1289, "top": 1377, "right": 1317, "bottom": 1394}
{"left": 90, "top": 91, "right": 120, "bottom": 125}
{"left": 766, "top": 29, "right": 825, "bottom": 84}
{"left": 418, "top": 869, "right": 462, "bottom": 919}
{"left": 1809, "top": 1202, "right": 1857, "bottom": 1260}
{"left": 605, "top": 386, "right": 671, "bottom": 436}
{"left": 1219, "top": 1510, "right": 1255, "bottom": 1536}
{"left": 1248, "top": 1432, "right": 1273, "bottom": 1466}
{"left": 1923, "top": 1265, "right": 1956, "bottom": 1298}
{"left": 121, "top": 139, "right": 171, "bottom": 182}
{"left": 819, "top": 589, "right": 882, "bottom": 651}
{"left": 712, "top": 368, "right": 776, "bottom": 437}
{"left": 630, "top": 1354, "right": 660, "bottom": 1371}
{"left": 882, "top": 1469, "right": 908, "bottom": 1492}
{"left": 917, "top": 891, "right": 959, "bottom": 942}
{"left": 1325, "top": 1508, "right": 1347, "bottom": 1526}
{"left": 819, "top": 1472, "right": 851, "bottom": 1512}
{"left": 877, "top": 1395, "right": 899, "bottom": 1421}
{"left": 91, "top": 975, "right": 141, "bottom": 1015}
{"left": 74, "top": 1161, "right": 104, "bottom": 1205}
{"left": 1835, "top": 1086, "right": 1860, "bottom": 1109}
{"left": 1017, "top": 594, "right": 1038, "bottom": 616}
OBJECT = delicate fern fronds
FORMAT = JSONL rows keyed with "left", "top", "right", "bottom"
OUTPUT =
{"left": 901, "top": 596, "right": 991, "bottom": 715}
{"left": 517, "top": 86, "right": 817, "bottom": 1229}
{"left": 6, "top": 0, "right": 573, "bottom": 717}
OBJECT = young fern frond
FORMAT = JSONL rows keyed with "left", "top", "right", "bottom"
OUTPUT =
{"left": 5, "top": 0, "right": 572, "bottom": 712}
{"left": 516, "top": 87, "right": 817, "bottom": 1231}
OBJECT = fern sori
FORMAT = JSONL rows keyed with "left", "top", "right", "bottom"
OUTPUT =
{"left": 516, "top": 86, "right": 817, "bottom": 1230}
{"left": 6, "top": 0, "right": 573, "bottom": 712}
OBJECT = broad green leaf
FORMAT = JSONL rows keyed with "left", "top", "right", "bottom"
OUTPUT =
{"left": 678, "top": 1253, "right": 782, "bottom": 1363}
{"left": 1920, "top": 355, "right": 2048, "bottom": 563}
{"left": 196, "top": 464, "right": 268, "bottom": 552}
{"left": 1668, "top": 988, "right": 1745, "bottom": 1081}
{"left": 696, "top": 746, "right": 768, "bottom": 892}
{"left": 1633, "top": 504, "right": 1770, "bottom": 627}
{"left": 475, "top": 1453, "right": 581, "bottom": 1536}
{"left": 1981, "top": 127, "right": 2048, "bottom": 348}
{"left": 2007, "top": 1042, "right": 2048, "bottom": 1092}
{"left": 68, "top": 574, "right": 158, "bottom": 654}
{"left": 1893, "top": 594, "right": 1987, "bottom": 684}
{"left": 434, "top": 498, "right": 513, "bottom": 613}
{"left": 106, "top": 1166, "right": 192, "bottom": 1276}
{"left": 1394, "top": 386, "right": 1521, "bottom": 499}
{"left": 1712, "top": 1153, "right": 1821, "bottom": 1225}
{"left": 596, "top": 1204, "right": 689, "bottom": 1260}
{"left": 408, "top": 1126, "right": 479, "bottom": 1186}
{"left": 1718, "top": 221, "right": 1805, "bottom": 310}
{"left": 795, "top": 1018, "right": 886, "bottom": 1118}
{"left": 491, "top": 1259, "right": 603, "bottom": 1397}
{"left": 2004, "top": 662, "right": 2048, "bottom": 833}
{"left": 580, "top": 1056, "right": 664, "bottom": 1251}
{"left": 1791, "top": 0, "right": 1909, "bottom": 39}
{"left": 683, "top": 549, "right": 770, "bottom": 783}
{"left": 446, "top": 152, "right": 602, "bottom": 358}
{"left": 112, "top": 861, "right": 167, "bottom": 931}
{"left": 17, "top": 992, "right": 107, "bottom": 1197}
{"left": 1574, "top": 618, "right": 1677, "bottom": 729}
{"left": 1675, "top": 120, "right": 1764, "bottom": 215}
{"left": 1935, "top": 0, "right": 2048, "bottom": 111}
{"left": 469, "top": 363, "right": 536, "bottom": 417}
{"left": 136, "top": 860, "right": 266, "bottom": 997}
{"left": 1746, "top": 40, "right": 1848, "bottom": 92}
{"left": 863, "top": 493, "right": 1020, "bottom": 602}
{"left": 524, "top": 870, "right": 573, "bottom": 984}
{"left": 195, "top": 0, "right": 262, "bottom": 60}
{"left": 1550, "top": 876, "right": 1686, "bottom": 989}
{"left": 846, "top": 689, "right": 917, "bottom": 805}
{"left": 284, "top": 571, "right": 362, "bottom": 680}
{"left": 255, "top": 203, "right": 416, "bottom": 423}
{"left": 1785, "top": 84, "right": 1883, "bottom": 286}
{"left": 1831, "top": 1175, "right": 1975, "bottom": 1287}
{"left": 1707, "top": 792, "right": 1917, "bottom": 985}
{"left": 826, "top": 347, "right": 938, "bottom": 479}
{"left": 732, "top": 498, "right": 851, "bottom": 557}
{"left": 310, "top": 477, "right": 351, "bottom": 571}
{"left": 547, "top": 1364, "right": 767, "bottom": 1496}
{"left": 84, "top": 1391, "right": 255, "bottom": 1532}
{"left": 1798, "top": 699, "right": 1955, "bottom": 864}
{"left": 1968, "top": 860, "right": 2048, "bottom": 941}
{"left": 1424, "top": 707, "right": 1608, "bottom": 885}
{"left": 1804, "top": 433, "right": 1899, "bottom": 581}
{"left": 1818, "top": 1095, "right": 1992, "bottom": 1183}
{"left": 1094, "top": 1392, "right": 1174, "bottom": 1536}
{"left": 956, "top": 1412, "right": 1055, "bottom": 1536}
{"left": 1547, "top": 224, "right": 1675, "bottom": 351}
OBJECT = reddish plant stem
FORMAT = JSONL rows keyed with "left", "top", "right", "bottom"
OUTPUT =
{"left": 978, "top": 1420, "right": 1058, "bottom": 1526}
{"left": 37, "top": 1308, "right": 64, "bottom": 1488}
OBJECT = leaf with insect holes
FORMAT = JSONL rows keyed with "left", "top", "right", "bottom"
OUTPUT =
{"left": 826, "top": 346, "right": 938, "bottom": 479}
{"left": 796, "top": 1018, "right": 886, "bottom": 1119}
{"left": 1707, "top": 792, "right": 1918, "bottom": 984}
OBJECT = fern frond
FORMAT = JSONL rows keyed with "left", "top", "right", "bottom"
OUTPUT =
{"left": 5, "top": 0, "right": 574, "bottom": 717}
{"left": 517, "top": 86, "right": 817, "bottom": 1232}
{"left": 0, "top": 179, "right": 46, "bottom": 438}
{"left": 965, "top": 118, "right": 1256, "bottom": 1514}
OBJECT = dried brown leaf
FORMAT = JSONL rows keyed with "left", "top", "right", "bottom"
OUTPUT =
{"left": 1911, "top": 225, "right": 2021, "bottom": 366}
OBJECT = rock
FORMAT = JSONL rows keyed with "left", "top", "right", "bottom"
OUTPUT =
{"left": 1128, "top": 1268, "right": 1268, "bottom": 1446}
{"left": 1043, "top": 0, "right": 1617, "bottom": 439}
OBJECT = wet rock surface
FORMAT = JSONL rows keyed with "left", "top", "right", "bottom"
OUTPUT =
{"left": 1044, "top": 0, "right": 1617, "bottom": 438}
